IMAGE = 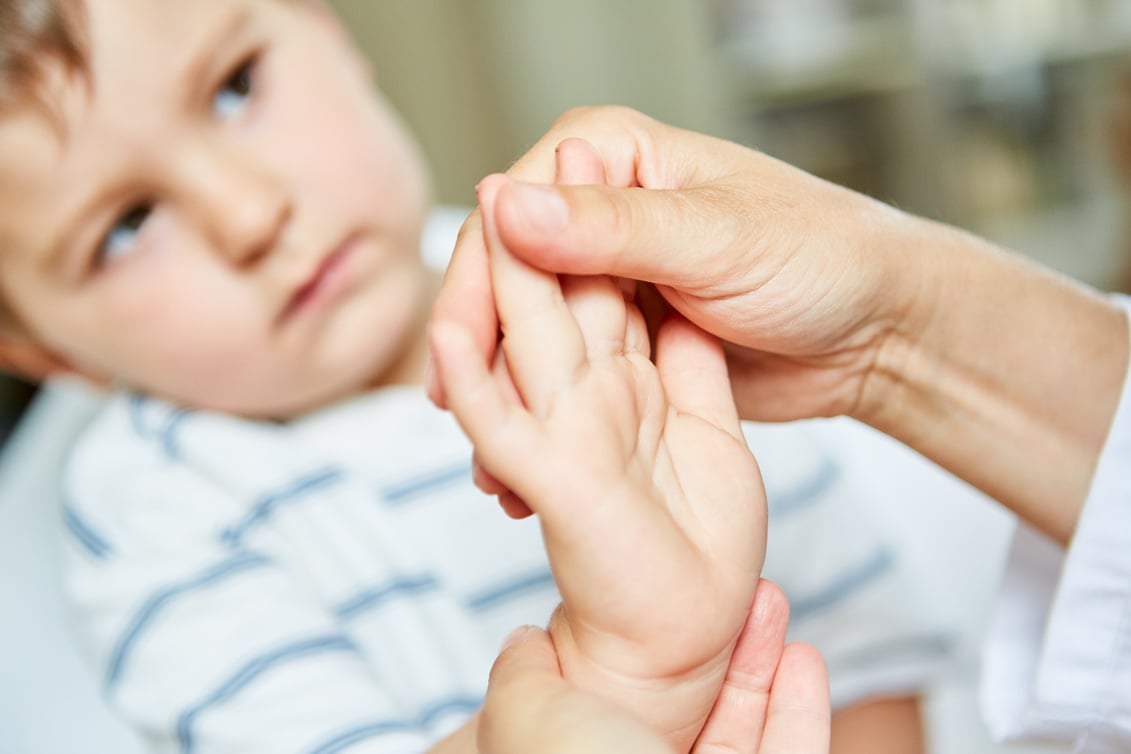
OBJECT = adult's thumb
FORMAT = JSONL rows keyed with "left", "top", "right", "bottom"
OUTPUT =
{"left": 479, "top": 626, "right": 561, "bottom": 754}
{"left": 488, "top": 626, "right": 559, "bottom": 688}
{"left": 491, "top": 175, "right": 742, "bottom": 291}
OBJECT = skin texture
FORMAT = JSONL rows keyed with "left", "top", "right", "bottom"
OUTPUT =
{"left": 471, "top": 581, "right": 831, "bottom": 754}
{"left": 442, "top": 133, "right": 918, "bottom": 754}
{"left": 0, "top": 9, "right": 926, "bottom": 750}
{"left": 0, "top": 11, "right": 832, "bottom": 754}
{"left": 430, "top": 106, "right": 1130, "bottom": 546}
{"left": 432, "top": 167, "right": 767, "bottom": 752}
{"left": 0, "top": 0, "right": 434, "bottom": 417}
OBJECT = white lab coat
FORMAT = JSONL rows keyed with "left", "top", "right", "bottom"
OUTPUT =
{"left": 982, "top": 294, "right": 1131, "bottom": 754}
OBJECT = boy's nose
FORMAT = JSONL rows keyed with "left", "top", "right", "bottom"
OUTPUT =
{"left": 177, "top": 143, "right": 293, "bottom": 266}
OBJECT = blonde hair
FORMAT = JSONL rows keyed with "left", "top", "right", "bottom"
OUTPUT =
{"left": 0, "top": 0, "right": 87, "bottom": 110}
{"left": 0, "top": 1, "right": 86, "bottom": 334}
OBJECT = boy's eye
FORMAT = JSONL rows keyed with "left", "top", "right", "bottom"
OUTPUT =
{"left": 213, "top": 56, "right": 257, "bottom": 120}
{"left": 97, "top": 205, "right": 152, "bottom": 266}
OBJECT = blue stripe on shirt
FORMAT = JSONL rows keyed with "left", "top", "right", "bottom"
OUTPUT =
{"left": 466, "top": 569, "right": 556, "bottom": 612}
{"left": 304, "top": 695, "right": 483, "bottom": 754}
{"left": 126, "top": 393, "right": 193, "bottom": 460}
{"left": 161, "top": 407, "right": 193, "bottom": 460}
{"left": 767, "top": 455, "right": 841, "bottom": 519}
{"left": 127, "top": 393, "right": 154, "bottom": 437}
{"left": 791, "top": 546, "right": 895, "bottom": 622}
{"left": 379, "top": 463, "right": 472, "bottom": 506}
{"left": 222, "top": 468, "right": 345, "bottom": 545}
{"left": 334, "top": 575, "right": 440, "bottom": 621}
{"left": 62, "top": 503, "right": 115, "bottom": 559}
{"left": 106, "top": 552, "right": 272, "bottom": 689}
{"left": 176, "top": 634, "right": 358, "bottom": 754}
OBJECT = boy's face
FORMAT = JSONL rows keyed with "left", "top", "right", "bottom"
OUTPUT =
{"left": 0, "top": 0, "right": 433, "bottom": 416}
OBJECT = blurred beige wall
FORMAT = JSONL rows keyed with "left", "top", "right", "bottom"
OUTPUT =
{"left": 329, "top": 1, "right": 731, "bottom": 206}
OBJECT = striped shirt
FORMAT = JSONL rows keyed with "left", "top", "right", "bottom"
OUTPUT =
{"left": 63, "top": 386, "right": 953, "bottom": 754}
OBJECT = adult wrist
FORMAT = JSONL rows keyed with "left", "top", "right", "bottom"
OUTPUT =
{"left": 849, "top": 210, "right": 944, "bottom": 428}
{"left": 852, "top": 218, "right": 1129, "bottom": 543}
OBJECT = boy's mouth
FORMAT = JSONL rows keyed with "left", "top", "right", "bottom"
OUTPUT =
{"left": 279, "top": 236, "right": 359, "bottom": 324}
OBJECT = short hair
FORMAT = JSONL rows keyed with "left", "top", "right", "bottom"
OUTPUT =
{"left": 0, "top": 0, "right": 86, "bottom": 114}
{"left": 0, "top": 1, "right": 86, "bottom": 335}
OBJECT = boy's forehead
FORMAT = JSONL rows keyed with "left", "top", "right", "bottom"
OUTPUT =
{"left": 0, "top": 0, "right": 301, "bottom": 255}
{"left": 0, "top": 0, "right": 274, "bottom": 195}
{"left": 0, "top": 109, "right": 74, "bottom": 256}
{"left": 87, "top": 0, "right": 260, "bottom": 58}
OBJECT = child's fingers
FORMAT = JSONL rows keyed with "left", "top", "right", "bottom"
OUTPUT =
{"left": 623, "top": 297, "right": 651, "bottom": 360}
{"left": 560, "top": 274, "right": 631, "bottom": 360}
{"left": 655, "top": 312, "right": 744, "bottom": 440}
{"left": 479, "top": 348, "right": 536, "bottom": 512}
{"left": 479, "top": 175, "right": 588, "bottom": 415}
{"left": 427, "top": 209, "right": 493, "bottom": 409}
{"left": 554, "top": 138, "right": 633, "bottom": 361}
{"left": 429, "top": 320, "right": 539, "bottom": 494}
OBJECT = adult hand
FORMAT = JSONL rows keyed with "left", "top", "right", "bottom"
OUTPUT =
{"left": 431, "top": 165, "right": 766, "bottom": 751}
{"left": 430, "top": 106, "right": 926, "bottom": 424}
{"left": 478, "top": 580, "right": 831, "bottom": 754}
{"left": 430, "top": 106, "right": 1129, "bottom": 543}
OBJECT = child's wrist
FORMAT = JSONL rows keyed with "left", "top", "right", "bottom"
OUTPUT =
{"left": 547, "top": 606, "right": 733, "bottom": 754}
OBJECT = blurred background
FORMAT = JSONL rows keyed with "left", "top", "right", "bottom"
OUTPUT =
{"left": 3, "top": 3, "right": 1131, "bottom": 751}
{"left": 2, "top": 2, "right": 1131, "bottom": 750}
{"left": 3, "top": 0, "right": 1131, "bottom": 436}
{"left": 303, "top": 3, "right": 1131, "bottom": 752}
{"left": 331, "top": 0, "right": 1131, "bottom": 290}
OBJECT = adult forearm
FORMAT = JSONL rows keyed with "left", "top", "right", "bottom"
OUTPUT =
{"left": 857, "top": 218, "right": 1129, "bottom": 545}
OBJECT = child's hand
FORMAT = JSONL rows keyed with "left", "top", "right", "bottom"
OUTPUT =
{"left": 466, "top": 138, "right": 615, "bottom": 520}
{"left": 430, "top": 172, "right": 768, "bottom": 752}
{"left": 478, "top": 581, "right": 830, "bottom": 754}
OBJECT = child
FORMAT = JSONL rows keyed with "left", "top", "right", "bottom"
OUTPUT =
{"left": 0, "top": 1, "right": 952, "bottom": 751}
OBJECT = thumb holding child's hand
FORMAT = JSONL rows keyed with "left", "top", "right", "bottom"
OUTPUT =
{"left": 478, "top": 581, "right": 831, "bottom": 754}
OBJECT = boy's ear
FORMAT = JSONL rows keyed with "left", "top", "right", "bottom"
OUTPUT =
{"left": 0, "top": 332, "right": 77, "bottom": 382}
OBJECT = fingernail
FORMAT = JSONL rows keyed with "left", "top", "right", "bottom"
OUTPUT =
{"left": 506, "top": 182, "right": 568, "bottom": 235}
{"left": 500, "top": 625, "right": 535, "bottom": 651}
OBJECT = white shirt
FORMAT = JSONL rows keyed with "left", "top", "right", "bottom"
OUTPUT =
{"left": 62, "top": 387, "right": 954, "bottom": 754}
{"left": 982, "top": 294, "right": 1131, "bottom": 753}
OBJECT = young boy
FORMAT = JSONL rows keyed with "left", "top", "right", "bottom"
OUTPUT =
{"left": 0, "top": 1, "right": 952, "bottom": 752}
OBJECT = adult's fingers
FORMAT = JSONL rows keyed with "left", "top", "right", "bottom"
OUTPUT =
{"left": 478, "top": 626, "right": 561, "bottom": 754}
{"left": 428, "top": 106, "right": 667, "bottom": 408}
{"left": 693, "top": 579, "right": 790, "bottom": 754}
{"left": 485, "top": 625, "right": 560, "bottom": 690}
{"left": 758, "top": 643, "right": 831, "bottom": 754}
{"left": 553, "top": 140, "right": 632, "bottom": 362}
{"left": 480, "top": 625, "right": 673, "bottom": 754}
{"left": 491, "top": 177, "right": 752, "bottom": 295}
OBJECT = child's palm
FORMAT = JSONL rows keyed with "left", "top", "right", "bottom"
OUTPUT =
{"left": 432, "top": 170, "right": 767, "bottom": 752}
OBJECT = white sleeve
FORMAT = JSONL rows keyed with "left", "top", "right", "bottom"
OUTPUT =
{"left": 981, "top": 294, "right": 1131, "bottom": 753}
{"left": 63, "top": 411, "right": 444, "bottom": 754}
